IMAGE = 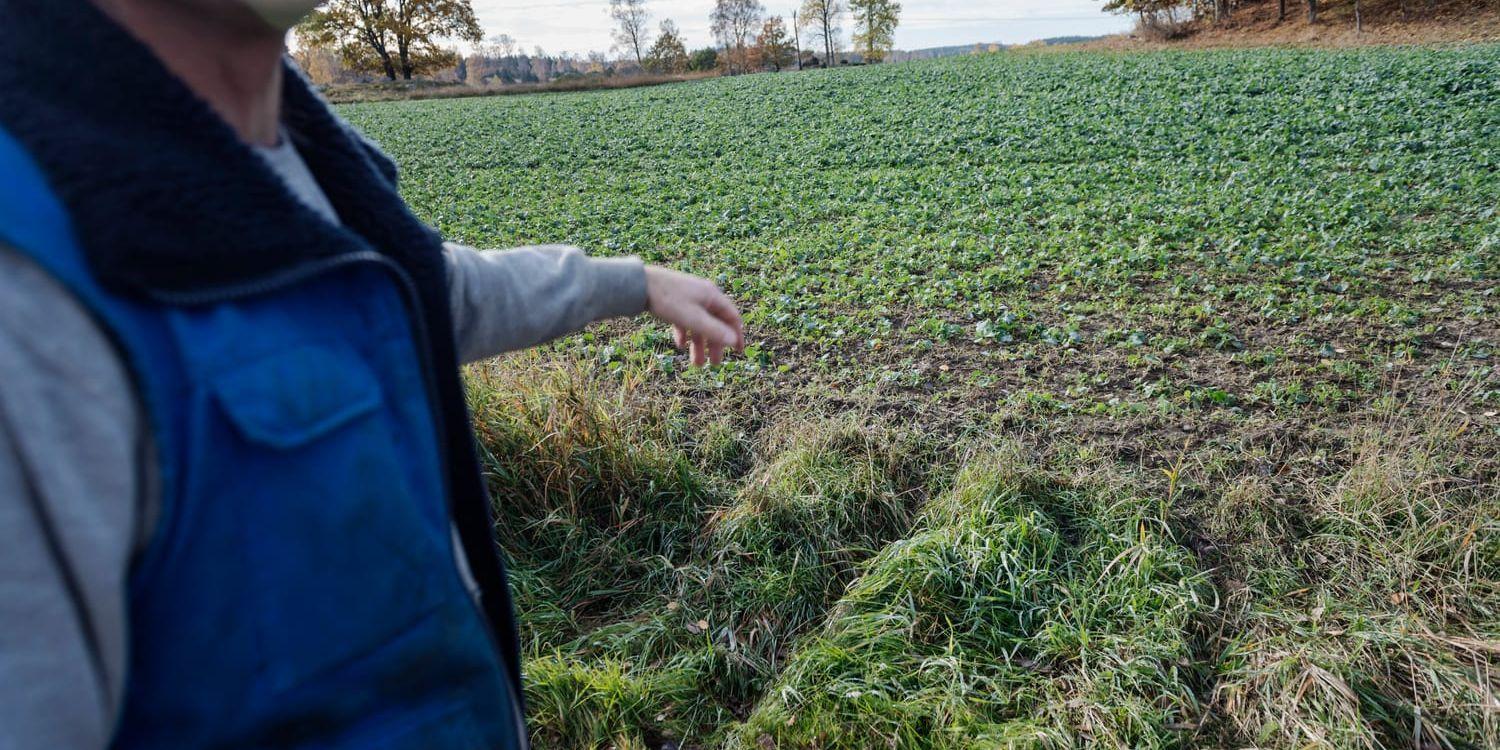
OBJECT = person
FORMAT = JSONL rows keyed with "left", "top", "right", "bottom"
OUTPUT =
{"left": 0, "top": 0, "right": 745, "bottom": 747}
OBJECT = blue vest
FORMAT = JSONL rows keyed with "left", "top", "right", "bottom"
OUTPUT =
{"left": 0, "top": 128, "right": 525, "bottom": 748}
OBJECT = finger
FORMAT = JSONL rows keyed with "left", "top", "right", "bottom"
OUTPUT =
{"left": 673, "top": 323, "right": 688, "bottom": 349}
{"left": 703, "top": 292, "right": 746, "bottom": 352}
{"left": 690, "top": 333, "right": 707, "bottom": 367}
{"left": 673, "top": 304, "right": 738, "bottom": 353}
{"left": 708, "top": 338, "right": 726, "bottom": 366}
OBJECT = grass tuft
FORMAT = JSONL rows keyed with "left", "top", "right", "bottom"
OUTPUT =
{"left": 524, "top": 654, "right": 702, "bottom": 750}
{"left": 1210, "top": 411, "right": 1500, "bottom": 749}
{"left": 729, "top": 453, "right": 1214, "bottom": 749}
{"left": 698, "top": 418, "right": 938, "bottom": 708}
{"left": 468, "top": 356, "right": 717, "bottom": 636}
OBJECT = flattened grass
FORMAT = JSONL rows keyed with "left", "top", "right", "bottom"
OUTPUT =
{"left": 1209, "top": 413, "right": 1500, "bottom": 749}
{"left": 730, "top": 454, "right": 1214, "bottom": 749}
{"left": 468, "top": 357, "right": 1496, "bottom": 749}
{"left": 469, "top": 357, "right": 942, "bottom": 746}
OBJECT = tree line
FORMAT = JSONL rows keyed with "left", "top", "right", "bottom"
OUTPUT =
{"left": 298, "top": 0, "right": 902, "bottom": 83}
{"left": 1104, "top": 0, "right": 1488, "bottom": 36}
{"left": 620, "top": 0, "right": 902, "bottom": 74}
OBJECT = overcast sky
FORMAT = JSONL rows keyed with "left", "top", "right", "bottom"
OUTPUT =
{"left": 467, "top": 0, "right": 1131, "bottom": 56}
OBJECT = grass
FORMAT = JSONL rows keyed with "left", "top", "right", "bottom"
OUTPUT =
{"left": 728, "top": 455, "right": 1212, "bottom": 749}
{"left": 463, "top": 355, "right": 1496, "bottom": 748}
{"left": 1208, "top": 414, "right": 1500, "bottom": 749}
{"left": 343, "top": 46, "right": 1500, "bottom": 748}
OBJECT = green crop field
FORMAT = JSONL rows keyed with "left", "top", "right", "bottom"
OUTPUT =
{"left": 341, "top": 46, "right": 1499, "bottom": 749}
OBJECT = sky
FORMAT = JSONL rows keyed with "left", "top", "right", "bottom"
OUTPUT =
{"left": 466, "top": 0, "right": 1132, "bottom": 57}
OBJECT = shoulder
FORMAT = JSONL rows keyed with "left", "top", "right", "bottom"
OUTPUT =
{"left": 0, "top": 244, "right": 139, "bottom": 418}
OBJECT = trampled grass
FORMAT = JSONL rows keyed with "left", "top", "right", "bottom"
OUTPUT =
{"left": 349, "top": 47, "right": 1499, "bottom": 748}
{"left": 464, "top": 354, "right": 1496, "bottom": 748}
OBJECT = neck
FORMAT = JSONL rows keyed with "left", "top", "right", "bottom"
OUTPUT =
{"left": 91, "top": 0, "right": 287, "bottom": 146}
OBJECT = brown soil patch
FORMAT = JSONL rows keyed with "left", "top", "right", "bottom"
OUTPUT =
{"left": 1063, "top": 0, "right": 1500, "bottom": 51}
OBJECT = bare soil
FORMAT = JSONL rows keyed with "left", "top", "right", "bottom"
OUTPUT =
{"left": 1068, "top": 0, "right": 1500, "bottom": 51}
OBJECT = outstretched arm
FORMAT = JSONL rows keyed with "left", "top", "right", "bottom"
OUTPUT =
{"left": 444, "top": 242, "right": 648, "bottom": 363}
{"left": 445, "top": 242, "right": 743, "bottom": 365}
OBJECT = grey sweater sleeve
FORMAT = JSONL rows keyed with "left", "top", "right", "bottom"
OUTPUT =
{"left": 0, "top": 246, "right": 138, "bottom": 749}
{"left": 443, "top": 241, "right": 648, "bottom": 364}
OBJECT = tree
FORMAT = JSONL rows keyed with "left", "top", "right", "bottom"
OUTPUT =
{"left": 480, "top": 33, "right": 518, "bottom": 58}
{"left": 644, "top": 20, "right": 690, "bottom": 73}
{"left": 849, "top": 0, "right": 898, "bottom": 63}
{"left": 300, "top": 0, "right": 483, "bottom": 81}
{"left": 1308, "top": 0, "right": 1318, "bottom": 22}
{"left": 687, "top": 46, "right": 719, "bottom": 71}
{"left": 609, "top": 0, "right": 651, "bottom": 66}
{"left": 1101, "top": 0, "right": 1190, "bottom": 38}
{"left": 752, "top": 16, "right": 795, "bottom": 71}
{"left": 292, "top": 44, "right": 351, "bottom": 85}
{"left": 531, "top": 51, "right": 553, "bottom": 81}
{"left": 1101, "top": 0, "right": 1183, "bottom": 19}
{"left": 711, "top": 0, "right": 765, "bottom": 74}
{"left": 791, "top": 8, "right": 803, "bottom": 69}
{"left": 798, "top": 0, "right": 842, "bottom": 68}
{"left": 586, "top": 50, "right": 611, "bottom": 74}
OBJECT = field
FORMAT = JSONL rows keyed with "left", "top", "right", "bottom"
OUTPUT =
{"left": 340, "top": 46, "right": 1500, "bottom": 749}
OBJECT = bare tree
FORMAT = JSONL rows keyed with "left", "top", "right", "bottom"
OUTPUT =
{"left": 610, "top": 0, "right": 651, "bottom": 65}
{"left": 292, "top": 44, "right": 350, "bottom": 85}
{"left": 711, "top": 0, "right": 766, "bottom": 74}
{"left": 798, "top": 0, "right": 842, "bottom": 66}
{"left": 791, "top": 7, "right": 803, "bottom": 69}
{"left": 531, "top": 47, "right": 551, "bottom": 80}
{"left": 481, "top": 33, "right": 517, "bottom": 58}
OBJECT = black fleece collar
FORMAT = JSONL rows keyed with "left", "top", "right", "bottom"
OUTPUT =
{"left": 0, "top": 0, "right": 439, "bottom": 297}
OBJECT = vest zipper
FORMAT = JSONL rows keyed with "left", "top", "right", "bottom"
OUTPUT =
{"left": 150, "top": 251, "right": 531, "bottom": 749}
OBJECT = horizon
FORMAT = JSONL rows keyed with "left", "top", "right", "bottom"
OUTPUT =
{"left": 466, "top": 0, "right": 1132, "bottom": 57}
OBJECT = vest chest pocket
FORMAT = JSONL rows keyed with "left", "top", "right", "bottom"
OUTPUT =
{"left": 201, "top": 342, "right": 454, "bottom": 695}
{"left": 211, "top": 343, "right": 385, "bottom": 449}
